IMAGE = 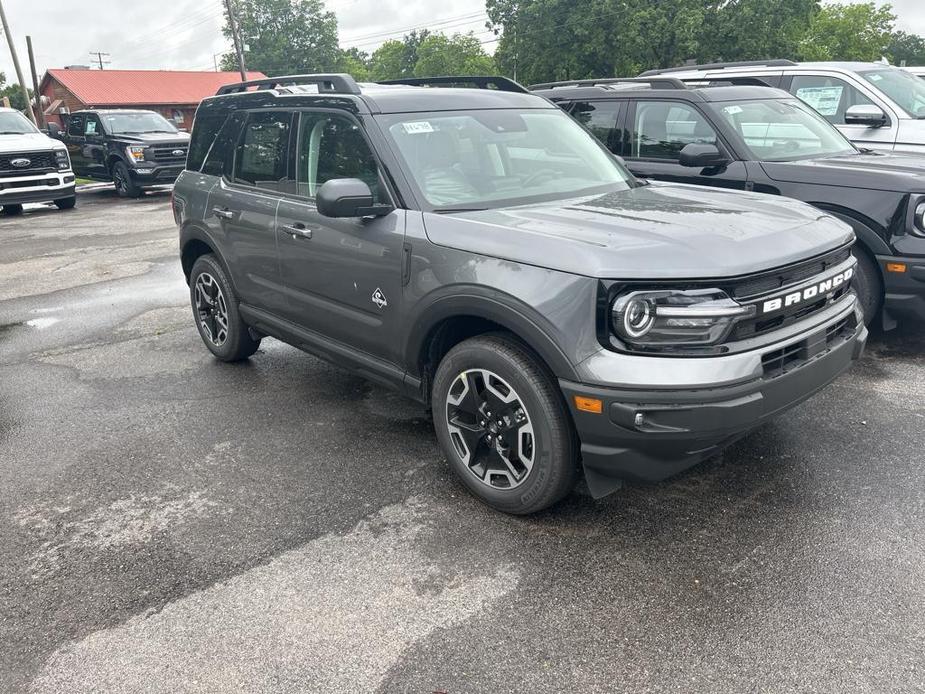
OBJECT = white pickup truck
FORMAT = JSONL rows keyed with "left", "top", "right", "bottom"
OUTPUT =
{"left": 0, "top": 107, "right": 75, "bottom": 215}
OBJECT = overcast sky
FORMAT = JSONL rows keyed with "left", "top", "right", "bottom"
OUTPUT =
{"left": 1, "top": 0, "right": 924, "bottom": 83}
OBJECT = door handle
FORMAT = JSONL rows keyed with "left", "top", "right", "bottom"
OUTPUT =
{"left": 212, "top": 207, "right": 234, "bottom": 220}
{"left": 281, "top": 223, "right": 313, "bottom": 239}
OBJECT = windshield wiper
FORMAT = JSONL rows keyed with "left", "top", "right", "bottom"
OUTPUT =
{"left": 145, "top": 129, "right": 177, "bottom": 133}
{"left": 0, "top": 131, "right": 27, "bottom": 134}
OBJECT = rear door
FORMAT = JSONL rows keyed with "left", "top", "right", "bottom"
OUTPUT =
{"left": 64, "top": 114, "right": 88, "bottom": 176}
{"left": 562, "top": 99, "right": 625, "bottom": 154}
{"left": 623, "top": 99, "right": 749, "bottom": 189}
{"left": 203, "top": 109, "right": 292, "bottom": 316}
{"left": 274, "top": 109, "right": 406, "bottom": 364}
{"left": 82, "top": 114, "right": 108, "bottom": 179}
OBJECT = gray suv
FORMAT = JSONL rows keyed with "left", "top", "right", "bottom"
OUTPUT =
{"left": 174, "top": 74, "right": 867, "bottom": 514}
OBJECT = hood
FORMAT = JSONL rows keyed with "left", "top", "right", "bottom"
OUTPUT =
{"left": 422, "top": 183, "right": 853, "bottom": 280}
{"left": 896, "top": 119, "right": 925, "bottom": 153}
{"left": 761, "top": 151, "right": 925, "bottom": 193}
{"left": 0, "top": 132, "right": 64, "bottom": 154}
{"left": 114, "top": 132, "right": 190, "bottom": 145}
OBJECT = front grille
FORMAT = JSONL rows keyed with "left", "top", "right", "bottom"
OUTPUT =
{"left": 0, "top": 177, "right": 59, "bottom": 190}
{"left": 731, "top": 283, "right": 851, "bottom": 341}
{"left": 761, "top": 315, "right": 854, "bottom": 378}
{"left": 729, "top": 247, "right": 851, "bottom": 300}
{"left": 0, "top": 150, "right": 57, "bottom": 177}
{"left": 149, "top": 145, "right": 188, "bottom": 162}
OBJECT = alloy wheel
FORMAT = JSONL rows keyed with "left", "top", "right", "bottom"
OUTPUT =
{"left": 445, "top": 368, "right": 535, "bottom": 489}
{"left": 194, "top": 272, "right": 229, "bottom": 346}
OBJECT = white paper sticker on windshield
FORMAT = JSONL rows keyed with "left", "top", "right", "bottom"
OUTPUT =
{"left": 868, "top": 73, "right": 882, "bottom": 82}
{"left": 402, "top": 121, "right": 434, "bottom": 134}
{"left": 723, "top": 105, "right": 743, "bottom": 115}
{"left": 795, "top": 86, "right": 843, "bottom": 116}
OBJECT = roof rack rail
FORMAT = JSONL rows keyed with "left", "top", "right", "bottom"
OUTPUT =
{"left": 528, "top": 76, "right": 687, "bottom": 91}
{"left": 639, "top": 59, "right": 797, "bottom": 77}
{"left": 216, "top": 73, "right": 361, "bottom": 96}
{"left": 376, "top": 75, "right": 529, "bottom": 94}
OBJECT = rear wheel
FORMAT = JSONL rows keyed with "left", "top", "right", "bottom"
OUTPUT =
{"left": 852, "top": 247, "right": 882, "bottom": 325}
{"left": 189, "top": 254, "right": 260, "bottom": 362}
{"left": 2, "top": 204, "right": 23, "bottom": 215}
{"left": 432, "top": 334, "right": 577, "bottom": 514}
{"left": 54, "top": 196, "right": 76, "bottom": 210}
{"left": 112, "top": 161, "right": 142, "bottom": 198}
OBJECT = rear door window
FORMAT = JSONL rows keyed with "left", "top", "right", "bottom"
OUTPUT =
{"left": 566, "top": 100, "right": 624, "bottom": 152}
{"left": 232, "top": 111, "right": 294, "bottom": 192}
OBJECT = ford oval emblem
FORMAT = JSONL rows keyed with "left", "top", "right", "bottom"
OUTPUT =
{"left": 171, "top": 149, "right": 185, "bottom": 157}
{"left": 10, "top": 157, "right": 31, "bottom": 168}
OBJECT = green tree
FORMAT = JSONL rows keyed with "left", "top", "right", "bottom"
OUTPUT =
{"left": 220, "top": 0, "right": 340, "bottom": 75}
{"left": 337, "top": 47, "right": 370, "bottom": 81}
{"left": 368, "top": 30, "right": 430, "bottom": 80}
{"left": 798, "top": 2, "right": 896, "bottom": 61}
{"left": 886, "top": 31, "right": 925, "bottom": 67}
{"left": 0, "top": 72, "right": 32, "bottom": 112}
{"left": 413, "top": 33, "right": 495, "bottom": 77}
{"left": 698, "top": 0, "right": 817, "bottom": 63}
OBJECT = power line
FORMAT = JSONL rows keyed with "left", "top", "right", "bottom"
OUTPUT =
{"left": 89, "top": 51, "right": 110, "bottom": 70}
{"left": 341, "top": 11, "right": 487, "bottom": 46}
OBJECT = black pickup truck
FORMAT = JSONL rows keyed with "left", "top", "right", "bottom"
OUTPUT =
{"left": 48, "top": 109, "right": 190, "bottom": 197}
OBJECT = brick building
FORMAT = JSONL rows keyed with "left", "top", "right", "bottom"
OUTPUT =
{"left": 39, "top": 68, "right": 266, "bottom": 128}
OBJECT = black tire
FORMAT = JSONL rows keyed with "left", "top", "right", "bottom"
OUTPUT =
{"left": 432, "top": 334, "right": 578, "bottom": 514}
{"left": 112, "top": 161, "right": 142, "bottom": 198}
{"left": 54, "top": 196, "right": 76, "bottom": 210}
{"left": 2, "top": 204, "right": 23, "bottom": 215}
{"left": 852, "top": 247, "right": 882, "bottom": 325}
{"left": 189, "top": 254, "right": 260, "bottom": 362}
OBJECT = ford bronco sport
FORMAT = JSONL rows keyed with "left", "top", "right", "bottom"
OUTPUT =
{"left": 531, "top": 77, "right": 925, "bottom": 329}
{"left": 49, "top": 109, "right": 190, "bottom": 197}
{"left": 173, "top": 74, "right": 867, "bottom": 514}
{"left": 0, "top": 107, "right": 74, "bottom": 214}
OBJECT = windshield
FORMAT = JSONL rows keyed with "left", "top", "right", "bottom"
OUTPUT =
{"left": 379, "top": 109, "right": 633, "bottom": 210}
{"left": 101, "top": 112, "right": 178, "bottom": 134}
{"left": 0, "top": 111, "right": 39, "bottom": 135}
{"left": 859, "top": 68, "right": 925, "bottom": 118}
{"left": 710, "top": 98, "right": 857, "bottom": 161}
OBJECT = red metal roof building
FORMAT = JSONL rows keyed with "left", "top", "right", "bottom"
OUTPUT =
{"left": 39, "top": 68, "right": 267, "bottom": 128}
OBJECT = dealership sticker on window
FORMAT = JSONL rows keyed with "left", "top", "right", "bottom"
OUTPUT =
{"left": 795, "top": 86, "right": 843, "bottom": 116}
{"left": 402, "top": 121, "right": 435, "bottom": 134}
{"left": 723, "top": 105, "right": 743, "bottom": 115}
{"left": 868, "top": 73, "right": 882, "bottom": 82}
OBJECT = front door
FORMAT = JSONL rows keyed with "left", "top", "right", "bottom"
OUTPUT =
{"left": 624, "top": 99, "right": 749, "bottom": 189}
{"left": 81, "top": 114, "right": 108, "bottom": 179}
{"left": 275, "top": 110, "right": 405, "bottom": 364}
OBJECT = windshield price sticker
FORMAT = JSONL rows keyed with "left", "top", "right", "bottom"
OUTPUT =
{"left": 723, "top": 105, "right": 744, "bottom": 115}
{"left": 403, "top": 121, "right": 435, "bottom": 134}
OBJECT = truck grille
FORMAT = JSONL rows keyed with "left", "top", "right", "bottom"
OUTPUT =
{"left": 148, "top": 145, "right": 188, "bottom": 163}
{"left": 729, "top": 247, "right": 851, "bottom": 300}
{"left": 761, "top": 315, "right": 854, "bottom": 378}
{"left": 0, "top": 150, "right": 57, "bottom": 177}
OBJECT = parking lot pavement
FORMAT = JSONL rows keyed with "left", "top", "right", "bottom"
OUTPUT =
{"left": 0, "top": 192, "right": 923, "bottom": 693}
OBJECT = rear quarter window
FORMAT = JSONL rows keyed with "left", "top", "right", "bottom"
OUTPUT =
{"left": 187, "top": 108, "right": 229, "bottom": 172}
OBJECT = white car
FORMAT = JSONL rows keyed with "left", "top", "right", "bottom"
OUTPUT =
{"left": 904, "top": 66, "right": 925, "bottom": 80}
{"left": 0, "top": 107, "right": 75, "bottom": 215}
{"left": 640, "top": 60, "right": 925, "bottom": 154}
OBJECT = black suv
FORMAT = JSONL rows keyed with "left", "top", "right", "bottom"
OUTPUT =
{"left": 49, "top": 109, "right": 190, "bottom": 197}
{"left": 174, "top": 74, "right": 866, "bottom": 514}
{"left": 531, "top": 77, "right": 925, "bottom": 329}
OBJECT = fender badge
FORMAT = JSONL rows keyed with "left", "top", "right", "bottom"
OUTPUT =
{"left": 371, "top": 288, "right": 388, "bottom": 309}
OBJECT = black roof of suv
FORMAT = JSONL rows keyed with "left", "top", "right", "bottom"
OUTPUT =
{"left": 531, "top": 77, "right": 925, "bottom": 329}
{"left": 174, "top": 73, "right": 866, "bottom": 514}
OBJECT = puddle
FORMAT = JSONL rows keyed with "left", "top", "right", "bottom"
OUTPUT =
{"left": 25, "top": 317, "right": 60, "bottom": 329}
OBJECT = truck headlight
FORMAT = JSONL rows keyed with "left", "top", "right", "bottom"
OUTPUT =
{"left": 54, "top": 149, "right": 70, "bottom": 170}
{"left": 125, "top": 145, "right": 146, "bottom": 163}
{"left": 611, "top": 289, "right": 755, "bottom": 349}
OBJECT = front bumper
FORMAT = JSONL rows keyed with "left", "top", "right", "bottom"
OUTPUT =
{"left": 128, "top": 163, "right": 183, "bottom": 186}
{"left": 0, "top": 172, "right": 75, "bottom": 206}
{"left": 560, "top": 299, "right": 867, "bottom": 498}
{"left": 877, "top": 254, "right": 925, "bottom": 323}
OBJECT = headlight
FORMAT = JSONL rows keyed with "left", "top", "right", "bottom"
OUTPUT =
{"left": 125, "top": 145, "right": 146, "bottom": 163}
{"left": 611, "top": 288, "right": 755, "bottom": 349}
{"left": 914, "top": 199, "right": 925, "bottom": 236}
{"left": 54, "top": 149, "right": 70, "bottom": 170}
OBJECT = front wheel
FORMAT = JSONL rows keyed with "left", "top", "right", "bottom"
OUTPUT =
{"left": 189, "top": 254, "right": 260, "bottom": 362}
{"left": 112, "top": 161, "right": 142, "bottom": 198}
{"left": 852, "top": 248, "right": 882, "bottom": 325}
{"left": 2, "top": 204, "right": 23, "bottom": 215}
{"left": 432, "top": 334, "right": 578, "bottom": 514}
{"left": 54, "top": 196, "right": 76, "bottom": 210}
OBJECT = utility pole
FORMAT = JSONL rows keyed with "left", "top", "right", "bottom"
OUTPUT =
{"left": 0, "top": 0, "right": 37, "bottom": 124}
{"left": 26, "top": 35, "right": 43, "bottom": 128}
{"left": 223, "top": 0, "right": 247, "bottom": 80}
{"left": 89, "top": 51, "right": 110, "bottom": 70}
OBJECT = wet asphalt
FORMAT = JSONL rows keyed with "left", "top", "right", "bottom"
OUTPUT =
{"left": 0, "top": 190, "right": 923, "bottom": 693}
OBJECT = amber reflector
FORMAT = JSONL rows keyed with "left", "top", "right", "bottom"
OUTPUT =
{"left": 886, "top": 262, "right": 907, "bottom": 273}
{"left": 574, "top": 396, "right": 603, "bottom": 414}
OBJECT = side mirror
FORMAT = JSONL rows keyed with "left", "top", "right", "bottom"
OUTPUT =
{"left": 679, "top": 143, "right": 728, "bottom": 168}
{"left": 46, "top": 122, "right": 61, "bottom": 138}
{"left": 844, "top": 104, "right": 887, "bottom": 127}
{"left": 316, "top": 178, "right": 392, "bottom": 218}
